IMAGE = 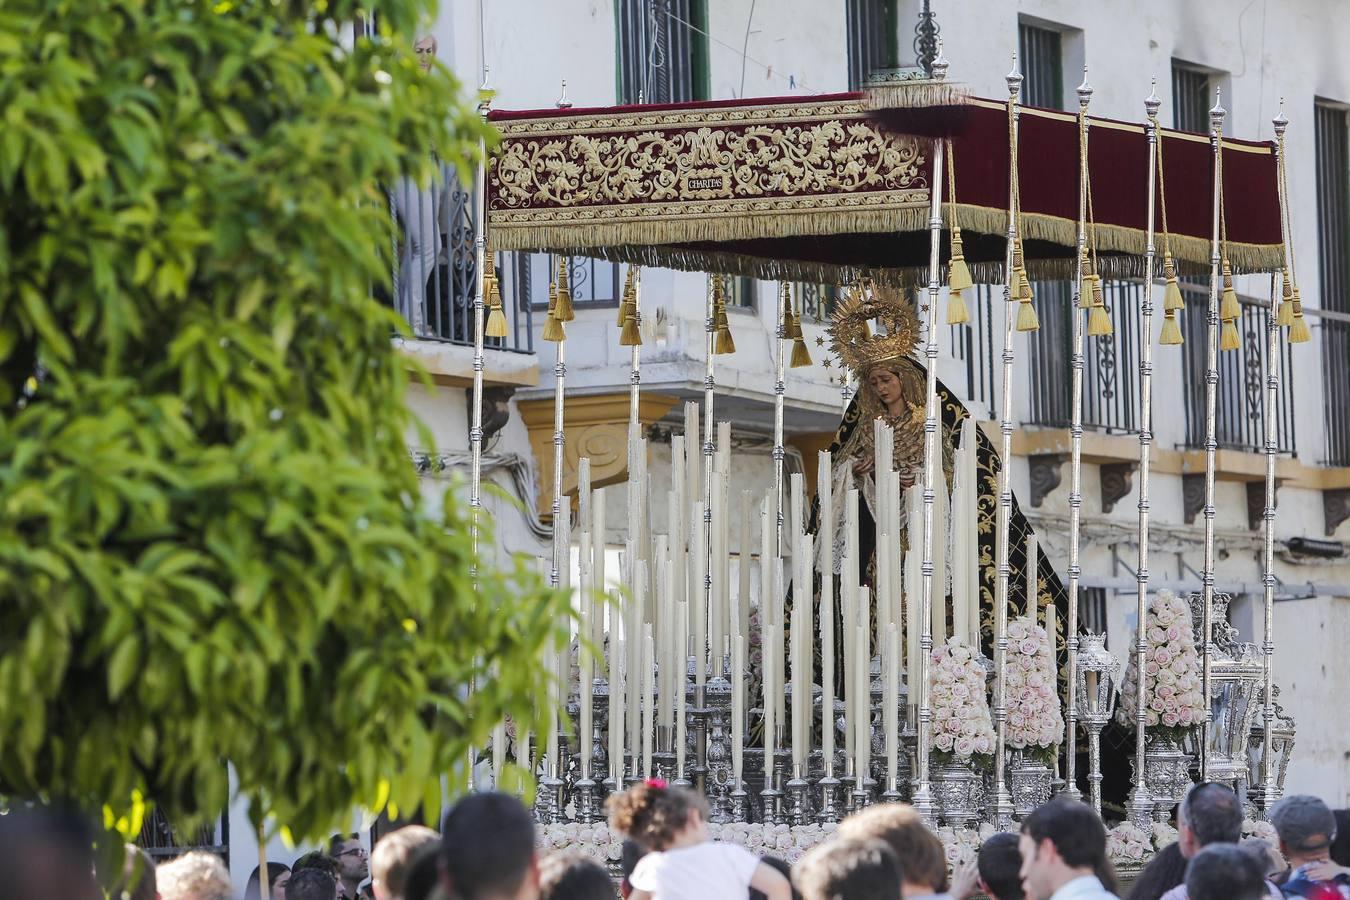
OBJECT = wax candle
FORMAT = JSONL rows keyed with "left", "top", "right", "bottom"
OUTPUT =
{"left": 932, "top": 470, "right": 948, "bottom": 644}
{"left": 737, "top": 491, "right": 752, "bottom": 642}
{"left": 643, "top": 628, "right": 655, "bottom": 777}
{"left": 691, "top": 503, "right": 707, "bottom": 688}
{"left": 904, "top": 485, "right": 922, "bottom": 711}
{"left": 609, "top": 593, "right": 624, "bottom": 783}
{"left": 593, "top": 487, "right": 607, "bottom": 654}
{"left": 855, "top": 588, "right": 871, "bottom": 781}
{"left": 578, "top": 532, "right": 593, "bottom": 779}
{"left": 653, "top": 539, "right": 671, "bottom": 735}
{"left": 732, "top": 635, "right": 746, "bottom": 786}
{"left": 1026, "top": 532, "right": 1039, "bottom": 611}
{"left": 790, "top": 593, "right": 804, "bottom": 773}
{"left": 819, "top": 452, "right": 835, "bottom": 775}
{"left": 710, "top": 471, "right": 725, "bottom": 677}
{"left": 1045, "top": 600, "right": 1057, "bottom": 658}
{"left": 578, "top": 457, "right": 591, "bottom": 535}
{"left": 842, "top": 552, "right": 855, "bottom": 763}
{"left": 885, "top": 622, "right": 900, "bottom": 790}
{"left": 544, "top": 639, "right": 559, "bottom": 776}
{"left": 675, "top": 600, "right": 688, "bottom": 779}
{"left": 628, "top": 555, "right": 643, "bottom": 777}
{"left": 764, "top": 622, "right": 777, "bottom": 782}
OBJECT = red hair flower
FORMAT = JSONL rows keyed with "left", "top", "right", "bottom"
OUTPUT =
{"left": 644, "top": 778, "right": 667, "bottom": 789}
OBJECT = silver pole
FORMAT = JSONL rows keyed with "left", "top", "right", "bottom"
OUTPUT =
{"left": 1128, "top": 83, "right": 1163, "bottom": 825}
{"left": 703, "top": 276, "right": 717, "bottom": 674}
{"left": 773, "top": 282, "right": 787, "bottom": 556}
{"left": 991, "top": 55, "right": 1022, "bottom": 830}
{"left": 1200, "top": 92, "right": 1226, "bottom": 782}
{"left": 913, "top": 47, "right": 950, "bottom": 824}
{"left": 1262, "top": 105, "right": 1291, "bottom": 809}
{"left": 1063, "top": 68, "right": 1092, "bottom": 807}
{"left": 469, "top": 77, "right": 492, "bottom": 580}
{"left": 551, "top": 261, "right": 568, "bottom": 587}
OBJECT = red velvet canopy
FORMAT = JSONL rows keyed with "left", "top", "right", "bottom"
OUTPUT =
{"left": 484, "top": 88, "right": 1283, "bottom": 283}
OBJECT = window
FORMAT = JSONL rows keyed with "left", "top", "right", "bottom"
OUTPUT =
{"left": 796, "top": 282, "right": 838, "bottom": 321}
{"left": 714, "top": 274, "right": 756, "bottom": 310}
{"left": 845, "top": 0, "right": 898, "bottom": 90}
{"left": 514, "top": 253, "right": 621, "bottom": 310}
{"left": 1317, "top": 101, "right": 1350, "bottom": 464}
{"left": 1171, "top": 63, "right": 1211, "bottom": 133}
{"left": 616, "top": 0, "right": 709, "bottom": 104}
{"left": 1018, "top": 22, "right": 1063, "bottom": 110}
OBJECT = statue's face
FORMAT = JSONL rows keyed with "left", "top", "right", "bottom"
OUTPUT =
{"left": 867, "top": 367, "right": 903, "bottom": 408}
{"left": 414, "top": 36, "right": 436, "bottom": 71}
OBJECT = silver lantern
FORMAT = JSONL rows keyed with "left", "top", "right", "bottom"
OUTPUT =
{"left": 1075, "top": 633, "right": 1118, "bottom": 814}
{"left": 1247, "top": 684, "right": 1296, "bottom": 814}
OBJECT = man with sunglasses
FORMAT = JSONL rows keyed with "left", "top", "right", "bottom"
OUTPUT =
{"left": 330, "top": 833, "right": 371, "bottom": 900}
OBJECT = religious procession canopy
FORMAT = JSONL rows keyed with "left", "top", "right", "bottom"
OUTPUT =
{"left": 485, "top": 88, "right": 1284, "bottom": 285}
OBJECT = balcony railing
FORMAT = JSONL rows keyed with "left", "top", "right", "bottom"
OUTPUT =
{"left": 1181, "top": 294, "right": 1296, "bottom": 455}
{"left": 1321, "top": 313, "right": 1350, "bottom": 465}
{"left": 137, "top": 807, "right": 229, "bottom": 862}
{"left": 387, "top": 161, "right": 533, "bottom": 352}
{"left": 1026, "top": 280, "right": 1141, "bottom": 434}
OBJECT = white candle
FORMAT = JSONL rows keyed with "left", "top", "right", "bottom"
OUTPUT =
{"left": 773, "top": 558, "right": 786, "bottom": 726}
{"left": 593, "top": 487, "right": 607, "bottom": 652}
{"left": 544, "top": 640, "right": 558, "bottom": 776}
{"left": 764, "top": 622, "right": 778, "bottom": 782}
{"left": 905, "top": 485, "right": 922, "bottom": 712}
{"left": 609, "top": 592, "right": 624, "bottom": 783}
{"left": 790, "top": 591, "right": 804, "bottom": 773}
{"left": 737, "top": 491, "right": 752, "bottom": 643}
{"left": 579, "top": 532, "right": 593, "bottom": 779}
{"left": 578, "top": 457, "right": 592, "bottom": 536}
{"left": 819, "top": 452, "right": 835, "bottom": 775}
{"left": 842, "top": 552, "right": 855, "bottom": 763}
{"left": 1045, "top": 601, "right": 1057, "bottom": 657}
{"left": 959, "top": 419, "right": 980, "bottom": 645}
{"left": 885, "top": 622, "right": 900, "bottom": 789}
{"left": 654, "top": 538, "right": 671, "bottom": 735}
{"left": 685, "top": 401, "right": 700, "bottom": 550}
{"left": 675, "top": 600, "right": 688, "bottom": 779}
{"left": 932, "top": 469, "right": 948, "bottom": 645}
{"left": 711, "top": 471, "right": 725, "bottom": 677}
{"left": 855, "top": 588, "right": 871, "bottom": 781}
{"left": 643, "top": 628, "right": 655, "bottom": 777}
{"left": 732, "top": 635, "right": 746, "bottom": 785}
{"left": 628, "top": 554, "right": 643, "bottom": 777}
{"left": 691, "top": 503, "right": 707, "bottom": 688}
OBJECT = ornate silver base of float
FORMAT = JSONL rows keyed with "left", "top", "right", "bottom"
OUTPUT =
{"left": 1143, "top": 734, "right": 1193, "bottom": 822}
{"left": 933, "top": 761, "right": 985, "bottom": 829}
{"left": 1008, "top": 750, "right": 1054, "bottom": 819}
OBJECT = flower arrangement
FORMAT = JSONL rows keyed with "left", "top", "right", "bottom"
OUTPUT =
{"left": 1115, "top": 589, "right": 1205, "bottom": 741}
{"left": 1106, "top": 821, "right": 1152, "bottom": 863}
{"left": 1152, "top": 822, "right": 1179, "bottom": 849}
{"left": 928, "top": 637, "right": 995, "bottom": 768}
{"left": 1005, "top": 615, "right": 1064, "bottom": 764}
{"left": 935, "top": 823, "right": 996, "bottom": 869}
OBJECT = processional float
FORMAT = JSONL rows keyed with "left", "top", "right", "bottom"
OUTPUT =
{"left": 465, "top": 49, "right": 1302, "bottom": 853}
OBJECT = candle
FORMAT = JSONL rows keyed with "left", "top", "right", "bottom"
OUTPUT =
{"left": 958, "top": 419, "right": 980, "bottom": 645}
{"left": 932, "top": 470, "right": 948, "bottom": 645}
{"left": 578, "top": 457, "right": 592, "bottom": 536}
{"left": 885, "top": 622, "right": 900, "bottom": 790}
{"left": 609, "top": 591, "right": 624, "bottom": 784}
{"left": 544, "top": 639, "right": 558, "bottom": 776}
{"left": 841, "top": 552, "right": 855, "bottom": 764}
{"left": 711, "top": 471, "right": 725, "bottom": 677}
{"left": 627, "top": 553, "right": 643, "bottom": 778}
{"left": 904, "top": 485, "right": 922, "bottom": 713}
{"left": 691, "top": 503, "right": 707, "bottom": 688}
{"left": 855, "top": 588, "right": 871, "bottom": 782}
{"left": 737, "top": 491, "right": 752, "bottom": 643}
{"left": 654, "top": 538, "right": 671, "bottom": 736}
{"left": 579, "top": 532, "right": 593, "bottom": 779}
{"left": 643, "top": 628, "right": 655, "bottom": 777}
{"left": 772, "top": 556, "right": 786, "bottom": 726}
{"left": 593, "top": 486, "right": 607, "bottom": 649}
{"left": 764, "top": 622, "right": 777, "bottom": 783}
{"left": 732, "top": 635, "right": 746, "bottom": 786}
{"left": 675, "top": 600, "right": 688, "bottom": 779}
{"left": 790, "top": 589, "right": 804, "bottom": 774}
{"left": 799, "top": 528, "right": 814, "bottom": 777}
{"left": 685, "top": 401, "right": 700, "bottom": 552}
{"left": 1045, "top": 600, "right": 1057, "bottom": 667}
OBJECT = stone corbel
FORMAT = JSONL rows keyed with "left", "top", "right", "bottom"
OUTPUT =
{"left": 1181, "top": 473, "right": 1206, "bottom": 525}
{"left": 1099, "top": 462, "right": 1136, "bottom": 514}
{"left": 1028, "top": 453, "right": 1068, "bottom": 508}
{"left": 1324, "top": 488, "right": 1350, "bottom": 537}
{"left": 517, "top": 392, "right": 679, "bottom": 521}
{"left": 1246, "top": 479, "right": 1283, "bottom": 532}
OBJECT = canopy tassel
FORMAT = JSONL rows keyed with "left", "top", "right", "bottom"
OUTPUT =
{"left": 1163, "top": 254, "right": 1185, "bottom": 312}
{"left": 554, "top": 256, "right": 576, "bottom": 322}
{"left": 484, "top": 264, "right": 509, "bottom": 338}
{"left": 1277, "top": 269, "right": 1296, "bottom": 327}
{"left": 1160, "top": 311, "right": 1184, "bottom": 345}
{"left": 1086, "top": 277, "right": 1112, "bottom": 337}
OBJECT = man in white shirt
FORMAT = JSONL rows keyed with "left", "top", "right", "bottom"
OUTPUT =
{"left": 1018, "top": 798, "right": 1119, "bottom": 900}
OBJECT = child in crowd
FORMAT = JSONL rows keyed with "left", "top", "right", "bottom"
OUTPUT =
{"left": 606, "top": 779, "right": 791, "bottom": 900}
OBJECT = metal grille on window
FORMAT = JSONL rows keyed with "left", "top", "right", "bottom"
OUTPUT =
{"left": 949, "top": 286, "right": 997, "bottom": 415}
{"left": 515, "top": 253, "right": 622, "bottom": 309}
{"left": 846, "top": 0, "right": 898, "bottom": 90}
{"left": 1079, "top": 587, "right": 1108, "bottom": 635}
{"left": 1172, "top": 65, "right": 1210, "bottom": 133}
{"left": 1018, "top": 23, "right": 1063, "bottom": 110}
{"left": 617, "top": 0, "right": 707, "bottom": 104}
{"left": 714, "top": 274, "right": 756, "bottom": 310}
{"left": 796, "top": 282, "right": 837, "bottom": 321}
{"left": 1316, "top": 102, "right": 1350, "bottom": 464}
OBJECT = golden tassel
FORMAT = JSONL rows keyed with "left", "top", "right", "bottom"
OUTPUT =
{"left": 715, "top": 322, "right": 736, "bottom": 355}
{"left": 790, "top": 333, "right": 812, "bottom": 367}
{"left": 948, "top": 228, "right": 974, "bottom": 292}
{"left": 1289, "top": 299, "right": 1311, "bottom": 344}
{"left": 1163, "top": 255, "right": 1185, "bottom": 312}
{"left": 541, "top": 308, "right": 566, "bottom": 343}
{"left": 1160, "top": 311, "right": 1184, "bottom": 345}
{"left": 619, "top": 268, "right": 635, "bottom": 327}
{"left": 787, "top": 306, "right": 803, "bottom": 341}
{"left": 484, "top": 267, "right": 508, "bottom": 338}
{"left": 1219, "top": 260, "right": 1241, "bottom": 321}
{"left": 554, "top": 257, "right": 575, "bottom": 322}
{"left": 1078, "top": 254, "right": 1095, "bottom": 310}
{"left": 1016, "top": 297, "right": 1039, "bottom": 332}
{"left": 947, "top": 288, "right": 971, "bottom": 326}
{"left": 619, "top": 301, "right": 641, "bottom": 346}
{"left": 713, "top": 283, "right": 735, "bottom": 355}
{"left": 1087, "top": 279, "right": 1113, "bottom": 337}
{"left": 1276, "top": 271, "right": 1295, "bottom": 327}
{"left": 1220, "top": 318, "right": 1241, "bottom": 351}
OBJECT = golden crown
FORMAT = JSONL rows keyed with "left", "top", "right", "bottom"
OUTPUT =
{"left": 829, "top": 281, "right": 921, "bottom": 376}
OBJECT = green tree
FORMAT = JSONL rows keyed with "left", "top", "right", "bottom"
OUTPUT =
{"left": 0, "top": 0, "right": 568, "bottom": 842}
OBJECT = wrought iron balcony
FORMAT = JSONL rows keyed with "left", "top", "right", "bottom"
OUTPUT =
{"left": 387, "top": 161, "right": 534, "bottom": 353}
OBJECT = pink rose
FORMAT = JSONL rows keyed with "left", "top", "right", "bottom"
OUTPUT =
{"left": 955, "top": 737, "right": 975, "bottom": 756}
{"left": 1161, "top": 711, "right": 1180, "bottom": 727}
{"left": 1166, "top": 624, "right": 1183, "bottom": 642}
{"left": 1155, "top": 647, "right": 1172, "bottom": 666}
{"left": 1146, "top": 661, "right": 1160, "bottom": 675}
{"left": 1020, "top": 639, "right": 1039, "bottom": 655}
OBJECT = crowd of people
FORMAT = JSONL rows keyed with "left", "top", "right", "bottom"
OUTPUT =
{"left": 4, "top": 784, "right": 1349, "bottom": 900}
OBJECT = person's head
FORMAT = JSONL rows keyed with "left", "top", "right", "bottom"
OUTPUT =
{"left": 1178, "top": 783, "right": 1243, "bottom": 858}
{"left": 294, "top": 851, "right": 341, "bottom": 880}
{"left": 111, "top": 844, "right": 158, "bottom": 900}
{"left": 1270, "top": 795, "right": 1338, "bottom": 865}
{"left": 1019, "top": 798, "right": 1109, "bottom": 900}
{"left": 1123, "top": 841, "right": 1187, "bottom": 900}
{"left": 1239, "top": 838, "right": 1284, "bottom": 879}
{"left": 401, "top": 845, "right": 442, "bottom": 900}
{"left": 1185, "top": 844, "right": 1267, "bottom": 900}
{"left": 247, "top": 862, "right": 293, "bottom": 900}
{"left": 330, "top": 833, "right": 370, "bottom": 885}
{"left": 837, "top": 802, "right": 948, "bottom": 893}
{"left": 794, "top": 837, "right": 904, "bottom": 900}
{"left": 371, "top": 826, "right": 439, "bottom": 900}
{"left": 979, "top": 832, "right": 1025, "bottom": 900}
{"left": 1329, "top": 810, "right": 1350, "bottom": 867}
{"left": 288, "top": 869, "right": 340, "bottom": 900}
{"left": 441, "top": 791, "right": 539, "bottom": 900}
{"left": 414, "top": 35, "right": 437, "bottom": 71}
{"left": 619, "top": 839, "right": 648, "bottom": 899}
{"left": 157, "top": 851, "right": 232, "bottom": 900}
{"left": 0, "top": 805, "right": 100, "bottom": 900}
{"left": 538, "top": 852, "right": 614, "bottom": 900}
{"left": 606, "top": 780, "right": 709, "bottom": 851}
